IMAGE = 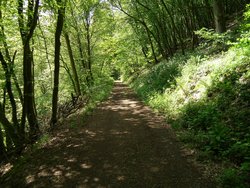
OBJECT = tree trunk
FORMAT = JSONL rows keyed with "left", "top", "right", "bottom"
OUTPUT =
{"left": 69, "top": 3, "right": 87, "bottom": 73}
{"left": 64, "top": 32, "right": 81, "bottom": 96}
{"left": 213, "top": 0, "right": 226, "bottom": 33}
{"left": 23, "top": 43, "right": 40, "bottom": 139}
{"left": 86, "top": 18, "right": 94, "bottom": 86}
{"left": 0, "top": 52, "right": 19, "bottom": 128}
{"left": 0, "top": 103, "right": 21, "bottom": 151}
{"left": 0, "top": 126, "right": 6, "bottom": 160}
{"left": 10, "top": 51, "right": 24, "bottom": 106}
{"left": 51, "top": 0, "right": 65, "bottom": 127}
{"left": 18, "top": 0, "right": 40, "bottom": 141}
{"left": 141, "top": 21, "right": 158, "bottom": 63}
{"left": 61, "top": 55, "right": 76, "bottom": 92}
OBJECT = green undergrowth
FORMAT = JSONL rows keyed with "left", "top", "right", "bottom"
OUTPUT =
{"left": 129, "top": 33, "right": 250, "bottom": 188}
{"left": 88, "top": 75, "right": 114, "bottom": 106}
{"left": 67, "top": 76, "right": 114, "bottom": 129}
{"left": 0, "top": 76, "right": 114, "bottom": 182}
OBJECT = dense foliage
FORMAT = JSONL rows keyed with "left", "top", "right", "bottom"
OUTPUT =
{"left": 128, "top": 6, "right": 250, "bottom": 187}
{"left": 1, "top": 0, "right": 250, "bottom": 187}
{"left": 0, "top": 0, "right": 119, "bottom": 160}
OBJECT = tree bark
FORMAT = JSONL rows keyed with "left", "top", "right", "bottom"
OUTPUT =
{"left": 0, "top": 103, "right": 21, "bottom": 151}
{"left": 85, "top": 15, "right": 94, "bottom": 86}
{"left": 18, "top": 0, "right": 40, "bottom": 140}
{"left": 0, "top": 126, "right": 6, "bottom": 160}
{"left": 51, "top": 0, "right": 65, "bottom": 127}
{"left": 10, "top": 51, "right": 23, "bottom": 106}
{"left": 0, "top": 52, "right": 19, "bottom": 128}
{"left": 213, "top": 0, "right": 226, "bottom": 33}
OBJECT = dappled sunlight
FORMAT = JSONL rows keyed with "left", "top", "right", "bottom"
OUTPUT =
{"left": 0, "top": 163, "right": 13, "bottom": 177}
{"left": 80, "top": 163, "right": 92, "bottom": 169}
{"left": 110, "top": 129, "right": 130, "bottom": 135}
{"left": 85, "top": 130, "right": 97, "bottom": 137}
{"left": 119, "top": 99, "right": 138, "bottom": 105}
{"left": 117, "top": 175, "right": 126, "bottom": 181}
{"left": 1, "top": 82, "right": 214, "bottom": 187}
{"left": 67, "top": 158, "right": 77, "bottom": 163}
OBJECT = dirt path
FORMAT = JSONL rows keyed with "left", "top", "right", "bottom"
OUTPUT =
{"left": 1, "top": 82, "right": 215, "bottom": 187}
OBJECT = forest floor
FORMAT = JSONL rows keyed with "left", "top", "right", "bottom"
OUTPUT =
{"left": 0, "top": 81, "right": 216, "bottom": 187}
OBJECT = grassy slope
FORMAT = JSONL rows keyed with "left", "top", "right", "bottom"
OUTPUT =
{"left": 129, "top": 45, "right": 250, "bottom": 187}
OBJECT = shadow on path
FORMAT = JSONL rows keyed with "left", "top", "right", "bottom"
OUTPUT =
{"left": 0, "top": 81, "right": 215, "bottom": 188}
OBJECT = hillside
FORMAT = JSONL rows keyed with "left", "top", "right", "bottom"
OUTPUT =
{"left": 128, "top": 15, "right": 250, "bottom": 188}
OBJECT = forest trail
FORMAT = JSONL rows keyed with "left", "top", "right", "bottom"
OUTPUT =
{"left": 1, "top": 82, "right": 215, "bottom": 188}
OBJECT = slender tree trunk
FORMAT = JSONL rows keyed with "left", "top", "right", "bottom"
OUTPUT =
{"left": 61, "top": 55, "right": 76, "bottom": 92}
{"left": 188, "top": 2, "right": 199, "bottom": 49}
{"left": 141, "top": 22, "right": 158, "bottom": 63}
{"left": 51, "top": 0, "right": 65, "bottom": 127}
{"left": 2, "top": 87, "right": 6, "bottom": 115}
{"left": 64, "top": 32, "right": 81, "bottom": 95}
{"left": 141, "top": 47, "right": 151, "bottom": 64}
{"left": 150, "top": 23, "right": 166, "bottom": 59}
{"left": 213, "top": 0, "right": 226, "bottom": 33}
{"left": 0, "top": 2, "right": 23, "bottom": 105}
{"left": 10, "top": 51, "right": 24, "bottom": 105}
{"left": 86, "top": 18, "right": 94, "bottom": 86}
{"left": 0, "top": 126, "right": 6, "bottom": 160}
{"left": 77, "top": 33, "right": 86, "bottom": 69}
{"left": 0, "top": 52, "right": 19, "bottom": 128}
{"left": 69, "top": 3, "right": 87, "bottom": 73}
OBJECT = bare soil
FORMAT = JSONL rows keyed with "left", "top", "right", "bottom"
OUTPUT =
{"left": 0, "top": 82, "right": 216, "bottom": 187}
